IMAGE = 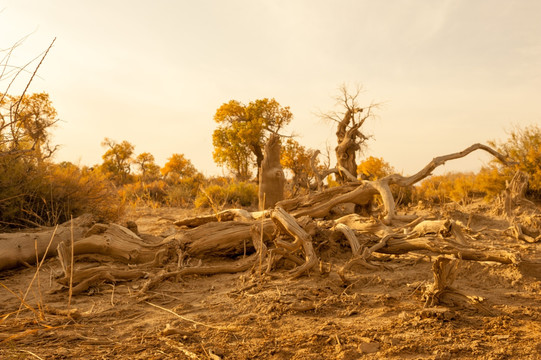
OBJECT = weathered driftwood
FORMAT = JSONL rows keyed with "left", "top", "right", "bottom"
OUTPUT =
{"left": 502, "top": 171, "right": 530, "bottom": 219}
{"left": 334, "top": 223, "right": 385, "bottom": 283}
{"left": 511, "top": 222, "right": 541, "bottom": 243}
{"left": 57, "top": 265, "right": 147, "bottom": 295}
{"left": 377, "top": 236, "right": 519, "bottom": 264}
{"left": 277, "top": 182, "right": 378, "bottom": 218}
{"left": 0, "top": 214, "right": 94, "bottom": 271}
{"left": 334, "top": 214, "right": 392, "bottom": 238}
{"left": 69, "top": 223, "right": 174, "bottom": 264}
{"left": 411, "top": 219, "right": 451, "bottom": 237}
{"left": 138, "top": 224, "right": 269, "bottom": 294}
{"left": 282, "top": 143, "right": 509, "bottom": 224}
{"left": 371, "top": 143, "right": 509, "bottom": 224}
{"left": 271, "top": 207, "right": 318, "bottom": 278}
{"left": 173, "top": 209, "right": 254, "bottom": 228}
{"left": 165, "top": 219, "right": 275, "bottom": 257}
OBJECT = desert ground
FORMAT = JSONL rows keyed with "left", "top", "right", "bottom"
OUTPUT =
{"left": 1, "top": 201, "right": 541, "bottom": 360}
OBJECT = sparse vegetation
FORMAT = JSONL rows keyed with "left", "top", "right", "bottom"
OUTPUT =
{"left": 2, "top": 38, "right": 541, "bottom": 360}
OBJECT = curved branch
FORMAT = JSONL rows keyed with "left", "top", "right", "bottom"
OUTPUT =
{"left": 384, "top": 143, "right": 510, "bottom": 187}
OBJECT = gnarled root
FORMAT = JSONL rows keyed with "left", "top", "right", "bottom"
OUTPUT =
{"left": 270, "top": 207, "right": 318, "bottom": 279}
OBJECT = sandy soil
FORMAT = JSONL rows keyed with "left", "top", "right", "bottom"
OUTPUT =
{"left": 1, "top": 204, "right": 541, "bottom": 359}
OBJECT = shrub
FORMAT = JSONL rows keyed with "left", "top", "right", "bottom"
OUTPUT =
{"left": 195, "top": 181, "right": 258, "bottom": 209}
{"left": 490, "top": 124, "right": 541, "bottom": 199}
{"left": 473, "top": 166, "right": 509, "bottom": 200}
{"left": 166, "top": 176, "right": 204, "bottom": 207}
{"left": 416, "top": 173, "right": 476, "bottom": 205}
{"left": 121, "top": 180, "right": 168, "bottom": 207}
{"left": 0, "top": 159, "right": 123, "bottom": 228}
{"left": 46, "top": 162, "right": 124, "bottom": 223}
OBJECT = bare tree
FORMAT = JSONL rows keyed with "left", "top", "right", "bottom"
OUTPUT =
{"left": 321, "top": 84, "right": 378, "bottom": 183}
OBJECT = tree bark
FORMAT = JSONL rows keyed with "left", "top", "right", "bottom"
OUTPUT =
{"left": 259, "top": 134, "right": 285, "bottom": 210}
{"left": 0, "top": 214, "right": 94, "bottom": 271}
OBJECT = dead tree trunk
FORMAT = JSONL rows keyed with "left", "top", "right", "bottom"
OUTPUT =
{"left": 502, "top": 170, "right": 530, "bottom": 219}
{"left": 335, "top": 108, "right": 367, "bottom": 183}
{"left": 259, "top": 133, "right": 285, "bottom": 210}
{"left": 0, "top": 214, "right": 94, "bottom": 271}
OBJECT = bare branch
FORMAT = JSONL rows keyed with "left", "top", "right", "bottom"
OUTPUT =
{"left": 13, "top": 38, "right": 56, "bottom": 122}
{"left": 384, "top": 143, "right": 510, "bottom": 187}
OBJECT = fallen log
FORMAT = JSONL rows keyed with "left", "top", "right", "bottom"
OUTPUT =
{"left": 376, "top": 236, "right": 519, "bottom": 264}
{"left": 173, "top": 209, "right": 255, "bottom": 228}
{"left": 137, "top": 224, "right": 269, "bottom": 294}
{"left": 165, "top": 219, "right": 276, "bottom": 257}
{"left": 0, "top": 214, "right": 94, "bottom": 271}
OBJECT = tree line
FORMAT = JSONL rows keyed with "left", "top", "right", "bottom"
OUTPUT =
{"left": 2, "top": 86, "right": 541, "bottom": 229}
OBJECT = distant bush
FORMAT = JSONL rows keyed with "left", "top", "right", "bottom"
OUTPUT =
{"left": 166, "top": 175, "right": 205, "bottom": 207}
{"left": 416, "top": 173, "right": 477, "bottom": 205}
{"left": 415, "top": 169, "right": 512, "bottom": 205}
{"left": 121, "top": 180, "right": 168, "bottom": 207}
{"left": 195, "top": 181, "right": 258, "bottom": 209}
{"left": 474, "top": 166, "right": 509, "bottom": 200}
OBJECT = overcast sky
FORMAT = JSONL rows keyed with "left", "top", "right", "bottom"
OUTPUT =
{"left": 2, "top": 0, "right": 540, "bottom": 177}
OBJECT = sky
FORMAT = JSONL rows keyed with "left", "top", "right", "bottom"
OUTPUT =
{"left": 1, "top": 0, "right": 540, "bottom": 177}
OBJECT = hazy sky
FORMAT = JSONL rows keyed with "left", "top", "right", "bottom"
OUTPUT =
{"left": 2, "top": 0, "right": 540, "bottom": 177}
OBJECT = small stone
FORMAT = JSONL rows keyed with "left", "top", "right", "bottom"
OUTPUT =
{"left": 359, "top": 341, "right": 380, "bottom": 354}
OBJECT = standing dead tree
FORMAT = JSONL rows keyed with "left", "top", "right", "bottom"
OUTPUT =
{"left": 320, "top": 85, "right": 377, "bottom": 183}
{"left": 259, "top": 133, "right": 285, "bottom": 210}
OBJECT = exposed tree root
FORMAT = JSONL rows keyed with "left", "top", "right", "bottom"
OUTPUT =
{"left": 271, "top": 207, "right": 318, "bottom": 278}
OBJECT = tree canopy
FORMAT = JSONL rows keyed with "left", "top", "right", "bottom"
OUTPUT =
{"left": 161, "top": 153, "right": 198, "bottom": 182}
{"left": 490, "top": 124, "right": 541, "bottom": 198}
{"left": 212, "top": 98, "right": 292, "bottom": 180}
{"left": 100, "top": 138, "right": 135, "bottom": 185}
{"left": 0, "top": 92, "right": 58, "bottom": 159}
{"left": 134, "top": 152, "right": 161, "bottom": 183}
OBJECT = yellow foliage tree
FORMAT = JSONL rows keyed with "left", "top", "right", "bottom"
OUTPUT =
{"left": 100, "top": 138, "right": 135, "bottom": 185}
{"left": 1, "top": 92, "right": 58, "bottom": 159}
{"left": 489, "top": 124, "right": 541, "bottom": 198}
{"left": 212, "top": 98, "right": 292, "bottom": 180}
{"left": 280, "top": 138, "right": 319, "bottom": 191}
{"left": 357, "top": 156, "right": 394, "bottom": 180}
{"left": 161, "top": 153, "right": 197, "bottom": 183}
{"left": 134, "top": 152, "right": 161, "bottom": 183}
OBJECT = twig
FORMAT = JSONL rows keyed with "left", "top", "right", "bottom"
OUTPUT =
{"left": 146, "top": 301, "right": 229, "bottom": 331}
{"left": 0, "top": 282, "right": 39, "bottom": 317}
{"left": 34, "top": 239, "right": 44, "bottom": 320}
{"left": 110, "top": 284, "right": 116, "bottom": 306}
{"left": 13, "top": 38, "right": 56, "bottom": 121}
{"left": 20, "top": 350, "right": 45, "bottom": 360}
{"left": 160, "top": 336, "right": 199, "bottom": 359}
{"left": 17, "top": 225, "right": 58, "bottom": 318}
{"left": 68, "top": 216, "right": 74, "bottom": 309}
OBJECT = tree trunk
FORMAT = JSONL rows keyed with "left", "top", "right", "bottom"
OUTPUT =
{"left": 258, "top": 134, "right": 285, "bottom": 210}
{"left": 0, "top": 214, "right": 94, "bottom": 271}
